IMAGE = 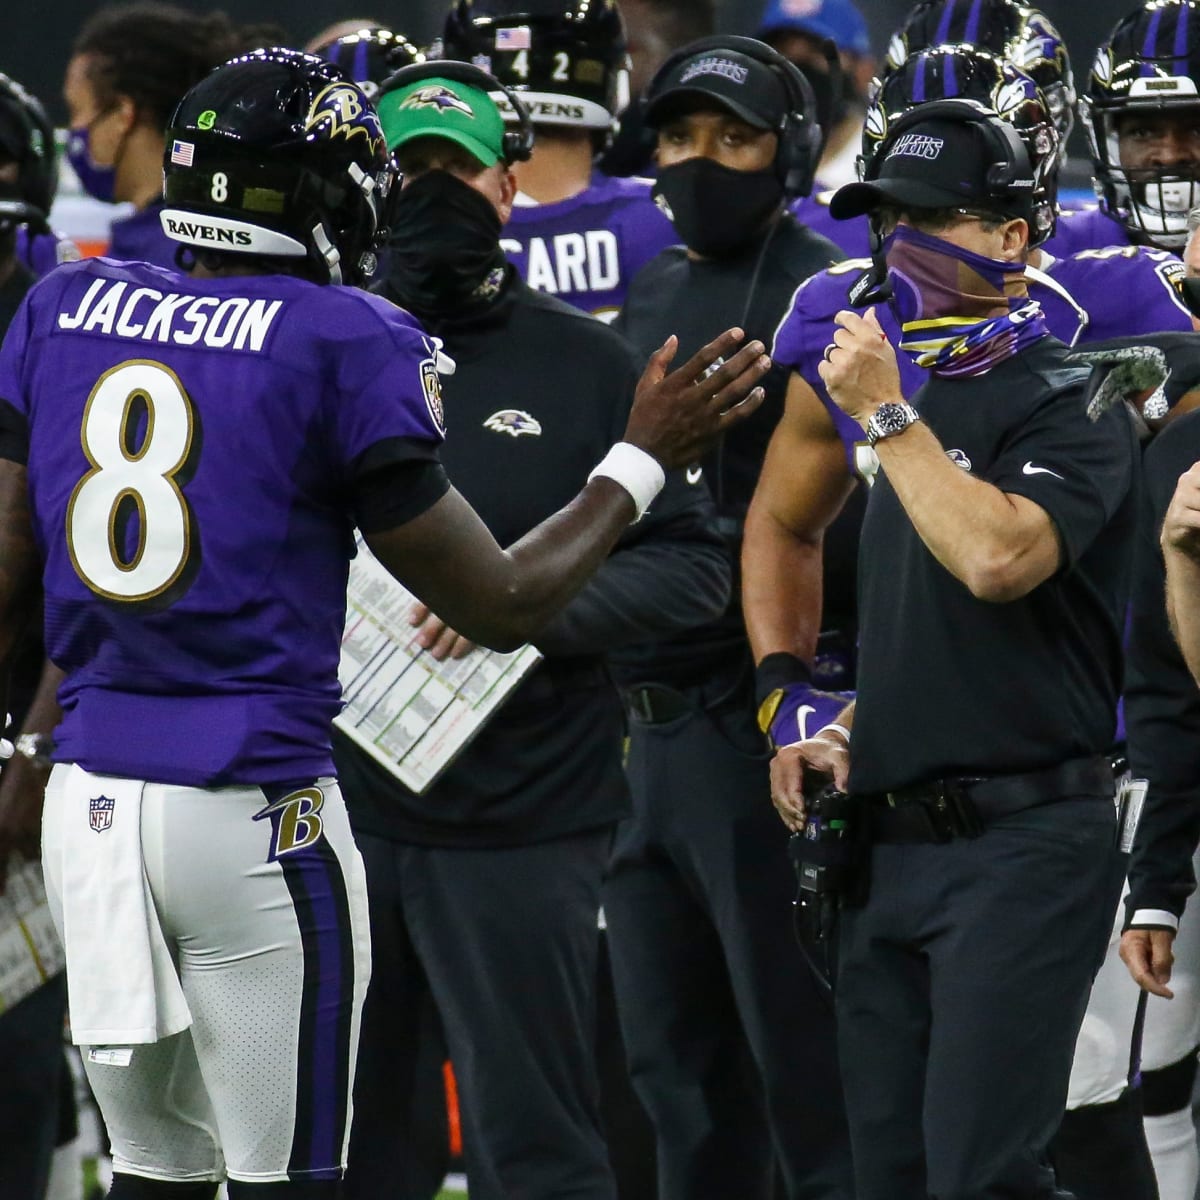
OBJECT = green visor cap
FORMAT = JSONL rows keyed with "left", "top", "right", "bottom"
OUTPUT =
{"left": 376, "top": 77, "right": 505, "bottom": 166}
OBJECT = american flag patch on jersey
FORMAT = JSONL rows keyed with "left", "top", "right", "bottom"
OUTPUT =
{"left": 170, "top": 140, "right": 194, "bottom": 166}
{"left": 496, "top": 25, "right": 531, "bottom": 50}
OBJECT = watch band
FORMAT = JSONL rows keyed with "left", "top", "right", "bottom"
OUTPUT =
{"left": 866, "top": 402, "right": 921, "bottom": 448}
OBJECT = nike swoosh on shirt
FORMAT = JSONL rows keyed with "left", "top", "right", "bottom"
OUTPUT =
{"left": 796, "top": 704, "right": 816, "bottom": 742}
{"left": 1022, "top": 461, "right": 1064, "bottom": 480}
{"left": 686, "top": 465, "right": 703, "bottom": 485}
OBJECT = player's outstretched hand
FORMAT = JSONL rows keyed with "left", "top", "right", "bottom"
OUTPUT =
{"left": 1162, "top": 462, "right": 1200, "bottom": 561}
{"left": 1120, "top": 927, "right": 1176, "bottom": 999}
{"left": 0, "top": 753, "right": 47, "bottom": 895}
{"left": 770, "top": 736, "right": 849, "bottom": 833}
{"left": 624, "top": 329, "right": 769, "bottom": 469}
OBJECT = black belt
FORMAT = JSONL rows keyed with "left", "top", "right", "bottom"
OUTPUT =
{"left": 622, "top": 683, "right": 693, "bottom": 725}
{"left": 859, "top": 756, "right": 1114, "bottom": 844}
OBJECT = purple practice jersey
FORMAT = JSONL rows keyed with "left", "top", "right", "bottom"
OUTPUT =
{"left": 14, "top": 227, "right": 81, "bottom": 278}
{"left": 0, "top": 257, "right": 446, "bottom": 787}
{"left": 773, "top": 243, "right": 1191, "bottom": 473}
{"left": 108, "top": 202, "right": 180, "bottom": 269}
{"left": 501, "top": 173, "right": 677, "bottom": 321}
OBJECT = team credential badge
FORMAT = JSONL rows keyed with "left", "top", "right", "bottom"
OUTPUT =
{"left": 483, "top": 409, "right": 542, "bottom": 437}
{"left": 89, "top": 795, "right": 115, "bottom": 833}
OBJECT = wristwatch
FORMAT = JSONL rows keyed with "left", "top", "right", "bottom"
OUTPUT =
{"left": 865, "top": 402, "right": 921, "bottom": 447}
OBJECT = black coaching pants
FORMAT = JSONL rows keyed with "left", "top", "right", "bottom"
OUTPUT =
{"left": 346, "top": 827, "right": 617, "bottom": 1200}
{"left": 837, "top": 793, "right": 1122, "bottom": 1200}
{"left": 603, "top": 686, "right": 853, "bottom": 1200}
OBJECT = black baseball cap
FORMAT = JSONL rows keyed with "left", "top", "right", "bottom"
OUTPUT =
{"left": 644, "top": 47, "right": 788, "bottom": 130}
{"left": 830, "top": 116, "right": 1007, "bottom": 219}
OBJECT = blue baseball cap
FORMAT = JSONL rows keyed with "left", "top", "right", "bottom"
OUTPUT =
{"left": 757, "top": 0, "right": 871, "bottom": 58}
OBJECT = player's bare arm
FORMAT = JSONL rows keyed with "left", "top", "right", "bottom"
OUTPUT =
{"left": 820, "top": 307, "right": 1062, "bottom": 602}
{"left": 367, "top": 328, "right": 769, "bottom": 650}
{"left": 1161, "top": 461, "right": 1200, "bottom": 684}
{"left": 743, "top": 372, "right": 858, "bottom": 665}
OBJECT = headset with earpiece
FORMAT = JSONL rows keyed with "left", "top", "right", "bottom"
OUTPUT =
{"left": 642, "top": 34, "right": 825, "bottom": 200}
{"left": 849, "top": 97, "right": 1040, "bottom": 306}
{"left": 378, "top": 59, "right": 535, "bottom": 164}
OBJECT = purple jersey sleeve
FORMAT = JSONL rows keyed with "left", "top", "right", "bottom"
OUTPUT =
{"left": 1044, "top": 245, "right": 1194, "bottom": 342}
{"left": 790, "top": 190, "right": 872, "bottom": 260}
{"left": 773, "top": 258, "right": 925, "bottom": 476}
{"left": 10, "top": 257, "right": 445, "bottom": 787}
{"left": 501, "top": 173, "right": 677, "bottom": 320}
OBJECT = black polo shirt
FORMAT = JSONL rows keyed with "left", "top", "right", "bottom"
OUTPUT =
{"left": 850, "top": 337, "right": 1138, "bottom": 795}
{"left": 336, "top": 271, "right": 730, "bottom": 847}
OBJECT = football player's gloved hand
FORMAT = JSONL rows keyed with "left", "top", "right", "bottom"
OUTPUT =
{"left": 755, "top": 653, "right": 852, "bottom": 750}
{"left": 1069, "top": 333, "right": 1200, "bottom": 423}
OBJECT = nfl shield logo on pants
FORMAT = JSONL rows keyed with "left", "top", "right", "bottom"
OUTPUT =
{"left": 89, "top": 795, "right": 115, "bottom": 833}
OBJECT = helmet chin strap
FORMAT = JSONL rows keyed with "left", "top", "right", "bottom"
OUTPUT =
{"left": 312, "top": 223, "right": 343, "bottom": 285}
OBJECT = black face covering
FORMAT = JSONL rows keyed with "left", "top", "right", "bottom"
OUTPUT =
{"left": 653, "top": 158, "right": 785, "bottom": 258}
{"left": 386, "top": 169, "right": 508, "bottom": 319}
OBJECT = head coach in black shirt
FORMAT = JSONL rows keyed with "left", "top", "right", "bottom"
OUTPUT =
{"left": 332, "top": 65, "right": 755, "bottom": 1200}
{"left": 604, "top": 36, "right": 854, "bottom": 1200}
{"left": 771, "top": 100, "right": 1139, "bottom": 1199}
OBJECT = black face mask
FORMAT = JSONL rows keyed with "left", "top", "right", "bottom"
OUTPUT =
{"left": 653, "top": 158, "right": 784, "bottom": 258}
{"left": 386, "top": 170, "right": 507, "bottom": 319}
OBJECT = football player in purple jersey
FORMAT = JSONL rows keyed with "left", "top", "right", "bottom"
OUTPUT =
{"left": 441, "top": 0, "right": 678, "bottom": 321}
{"left": 1052, "top": 0, "right": 1200, "bottom": 257}
{"left": 749, "top": 45, "right": 1195, "bottom": 1200}
{"left": 796, "top": 0, "right": 1079, "bottom": 261}
{"left": 62, "top": 4, "right": 277, "bottom": 268}
{"left": 0, "top": 49, "right": 768, "bottom": 1200}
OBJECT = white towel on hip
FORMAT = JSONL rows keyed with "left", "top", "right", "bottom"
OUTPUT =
{"left": 52, "top": 765, "right": 191, "bottom": 1045}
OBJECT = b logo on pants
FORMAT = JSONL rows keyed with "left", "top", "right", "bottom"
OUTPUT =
{"left": 254, "top": 787, "right": 325, "bottom": 861}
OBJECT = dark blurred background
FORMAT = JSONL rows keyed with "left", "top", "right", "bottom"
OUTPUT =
{"left": 0, "top": 0, "right": 1144, "bottom": 175}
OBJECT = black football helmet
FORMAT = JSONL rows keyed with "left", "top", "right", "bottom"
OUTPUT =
{"left": 1082, "top": 0, "right": 1200, "bottom": 250}
{"left": 161, "top": 49, "right": 392, "bottom": 286}
{"left": 440, "top": 0, "right": 630, "bottom": 131}
{"left": 310, "top": 26, "right": 425, "bottom": 101}
{"left": 885, "top": 0, "right": 1075, "bottom": 147}
{"left": 864, "top": 46, "right": 1061, "bottom": 243}
{"left": 0, "top": 72, "right": 58, "bottom": 233}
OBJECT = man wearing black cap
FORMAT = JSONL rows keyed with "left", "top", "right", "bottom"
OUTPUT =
{"left": 603, "top": 36, "right": 853, "bottom": 1200}
{"left": 771, "top": 103, "right": 1138, "bottom": 1199}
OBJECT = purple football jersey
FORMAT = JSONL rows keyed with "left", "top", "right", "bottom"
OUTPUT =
{"left": 1040, "top": 205, "right": 1129, "bottom": 257}
{"left": 501, "top": 172, "right": 677, "bottom": 320}
{"left": 1039, "top": 244, "right": 1194, "bottom": 340}
{"left": 108, "top": 202, "right": 180, "bottom": 269}
{"left": 14, "top": 228, "right": 81, "bottom": 278}
{"left": 0, "top": 257, "right": 445, "bottom": 787}
{"left": 790, "top": 189, "right": 872, "bottom": 260}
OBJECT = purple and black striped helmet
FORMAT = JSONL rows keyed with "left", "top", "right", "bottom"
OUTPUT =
{"left": 1083, "top": 0, "right": 1200, "bottom": 248}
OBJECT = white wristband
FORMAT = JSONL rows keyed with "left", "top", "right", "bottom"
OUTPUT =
{"left": 813, "top": 722, "right": 851, "bottom": 745}
{"left": 588, "top": 442, "right": 666, "bottom": 521}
